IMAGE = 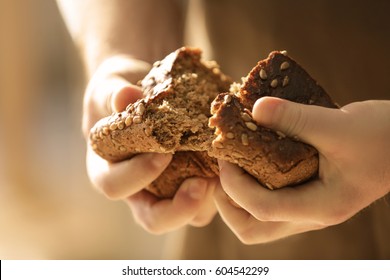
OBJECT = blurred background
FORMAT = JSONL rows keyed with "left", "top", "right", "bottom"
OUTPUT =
{"left": 0, "top": 0, "right": 171, "bottom": 259}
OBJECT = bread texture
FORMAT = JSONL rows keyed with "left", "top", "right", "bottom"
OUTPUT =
{"left": 208, "top": 51, "right": 337, "bottom": 189}
{"left": 89, "top": 48, "right": 337, "bottom": 197}
{"left": 89, "top": 47, "right": 230, "bottom": 198}
{"left": 147, "top": 151, "right": 218, "bottom": 198}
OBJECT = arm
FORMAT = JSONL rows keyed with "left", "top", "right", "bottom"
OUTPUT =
{"left": 57, "top": 0, "right": 217, "bottom": 234}
{"left": 57, "top": 0, "right": 184, "bottom": 76}
{"left": 57, "top": 0, "right": 185, "bottom": 132}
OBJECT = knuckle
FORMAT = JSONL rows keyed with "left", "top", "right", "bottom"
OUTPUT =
{"left": 189, "top": 218, "right": 210, "bottom": 228}
{"left": 101, "top": 184, "right": 121, "bottom": 200}
{"left": 250, "top": 203, "right": 275, "bottom": 222}
{"left": 286, "top": 105, "right": 309, "bottom": 137}
{"left": 140, "top": 221, "right": 164, "bottom": 235}
{"left": 131, "top": 209, "right": 165, "bottom": 235}
{"left": 317, "top": 207, "right": 352, "bottom": 227}
{"left": 190, "top": 212, "right": 216, "bottom": 227}
{"left": 236, "top": 227, "right": 268, "bottom": 245}
{"left": 93, "top": 175, "right": 122, "bottom": 200}
{"left": 235, "top": 227, "right": 256, "bottom": 245}
{"left": 238, "top": 234, "right": 258, "bottom": 245}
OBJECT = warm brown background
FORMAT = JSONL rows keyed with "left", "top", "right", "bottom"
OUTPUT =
{"left": 2, "top": 0, "right": 390, "bottom": 260}
{"left": 0, "top": 0, "right": 172, "bottom": 259}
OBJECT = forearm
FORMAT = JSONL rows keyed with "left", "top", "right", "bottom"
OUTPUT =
{"left": 57, "top": 0, "right": 185, "bottom": 78}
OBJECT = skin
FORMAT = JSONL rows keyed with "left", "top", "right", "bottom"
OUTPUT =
{"left": 214, "top": 97, "right": 390, "bottom": 244}
{"left": 57, "top": 0, "right": 218, "bottom": 234}
{"left": 58, "top": 0, "right": 390, "bottom": 241}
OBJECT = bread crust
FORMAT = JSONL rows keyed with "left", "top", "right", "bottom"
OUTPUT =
{"left": 90, "top": 48, "right": 230, "bottom": 160}
{"left": 146, "top": 151, "right": 217, "bottom": 198}
{"left": 89, "top": 47, "right": 229, "bottom": 197}
{"left": 209, "top": 51, "right": 337, "bottom": 189}
{"left": 89, "top": 48, "right": 337, "bottom": 196}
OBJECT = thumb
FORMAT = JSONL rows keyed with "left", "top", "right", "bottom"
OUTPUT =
{"left": 110, "top": 82, "right": 143, "bottom": 112}
{"left": 82, "top": 76, "right": 143, "bottom": 137}
{"left": 252, "top": 97, "right": 343, "bottom": 151}
{"left": 82, "top": 56, "right": 150, "bottom": 137}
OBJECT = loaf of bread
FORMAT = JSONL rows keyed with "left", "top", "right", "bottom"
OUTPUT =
{"left": 209, "top": 51, "right": 337, "bottom": 189}
{"left": 89, "top": 47, "right": 337, "bottom": 197}
{"left": 89, "top": 47, "right": 230, "bottom": 198}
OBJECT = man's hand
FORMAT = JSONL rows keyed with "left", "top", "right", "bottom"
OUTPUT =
{"left": 84, "top": 56, "right": 217, "bottom": 234}
{"left": 214, "top": 97, "right": 390, "bottom": 244}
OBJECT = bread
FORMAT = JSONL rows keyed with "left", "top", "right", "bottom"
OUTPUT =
{"left": 147, "top": 151, "right": 218, "bottom": 198}
{"left": 89, "top": 48, "right": 337, "bottom": 197}
{"left": 89, "top": 47, "right": 230, "bottom": 198}
{"left": 208, "top": 51, "right": 337, "bottom": 189}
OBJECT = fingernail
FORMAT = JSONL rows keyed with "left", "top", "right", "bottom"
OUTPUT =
{"left": 187, "top": 179, "right": 207, "bottom": 200}
{"left": 253, "top": 97, "right": 284, "bottom": 126}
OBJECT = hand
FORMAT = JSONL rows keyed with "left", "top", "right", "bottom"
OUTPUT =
{"left": 84, "top": 56, "right": 217, "bottom": 234}
{"left": 214, "top": 97, "right": 390, "bottom": 244}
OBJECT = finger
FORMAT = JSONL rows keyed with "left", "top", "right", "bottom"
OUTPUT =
{"left": 252, "top": 97, "right": 343, "bottom": 153}
{"left": 86, "top": 148, "right": 172, "bottom": 200}
{"left": 218, "top": 159, "right": 356, "bottom": 226}
{"left": 111, "top": 83, "right": 143, "bottom": 112}
{"left": 82, "top": 76, "right": 142, "bottom": 136}
{"left": 82, "top": 55, "right": 150, "bottom": 136}
{"left": 127, "top": 177, "right": 212, "bottom": 234}
{"left": 214, "top": 183, "right": 317, "bottom": 244}
{"left": 189, "top": 177, "right": 219, "bottom": 227}
{"left": 218, "top": 159, "right": 306, "bottom": 222}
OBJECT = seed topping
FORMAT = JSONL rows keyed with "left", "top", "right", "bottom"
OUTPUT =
{"left": 226, "top": 132, "right": 235, "bottom": 139}
{"left": 241, "top": 133, "right": 249, "bottom": 146}
{"left": 276, "top": 130, "right": 286, "bottom": 139}
{"left": 117, "top": 121, "right": 125, "bottom": 130}
{"left": 102, "top": 127, "right": 109, "bottom": 136}
{"left": 125, "top": 116, "right": 133, "bottom": 126}
{"left": 282, "top": 76, "right": 289, "bottom": 87}
{"left": 133, "top": 116, "right": 142, "bottom": 124}
{"left": 109, "top": 122, "right": 118, "bottom": 131}
{"left": 280, "top": 61, "right": 290, "bottom": 70}
{"left": 245, "top": 122, "right": 257, "bottom": 131}
{"left": 136, "top": 103, "right": 145, "bottom": 115}
{"left": 224, "top": 94, "right": 232, "bottom": 104}
{"left": 259, "top": 68, "right": 268, "bottom": 80}
{"left": 241, "top": 112, "right": 252, "bottom": 122}
{"left": 270, "top": 79, "right": 278, "bottom": 88}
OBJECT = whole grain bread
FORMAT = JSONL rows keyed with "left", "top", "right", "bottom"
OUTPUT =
{"left": 89, "top": 48, "right": 337, "bottom": 197}
{"left": 208, "top": 51, "right": 337, "bottom": 189}
{"left": 89, "top": 47, "right": 230, "bottom": 198}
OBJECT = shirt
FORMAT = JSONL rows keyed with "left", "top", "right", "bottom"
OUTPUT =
{"left": 163, "top": 0, "right": 390, "bottom": 259}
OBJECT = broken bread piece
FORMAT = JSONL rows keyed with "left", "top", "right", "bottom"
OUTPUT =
{"left": 209, "top": 51, "right": 338, "bottom": 190}
{"left": 89, "top": 47, "right": 230, "bottom": 198}
{"left": 147, "top": 151, "right": 218, "bottom": 198}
